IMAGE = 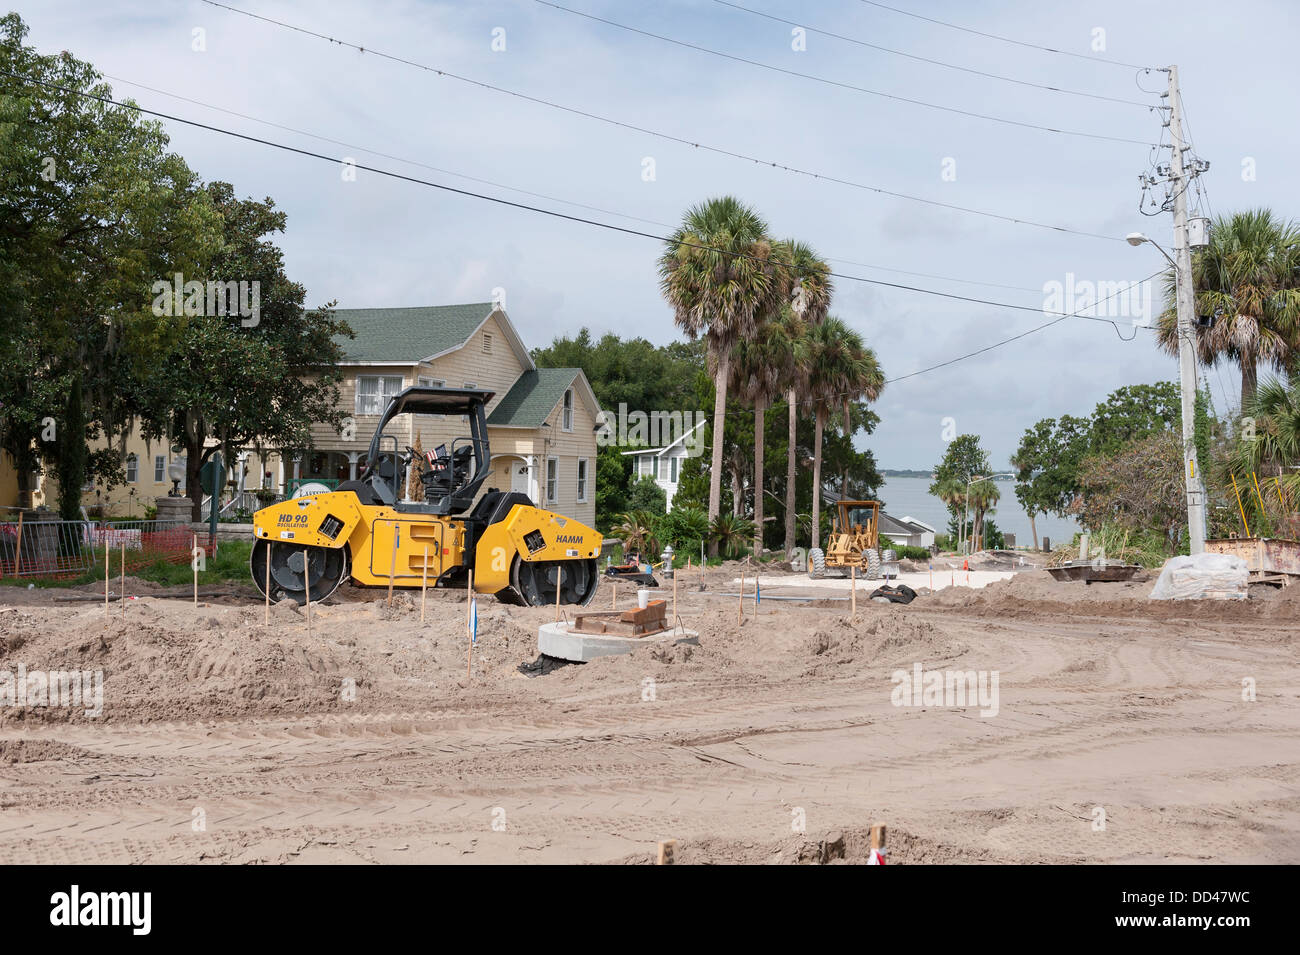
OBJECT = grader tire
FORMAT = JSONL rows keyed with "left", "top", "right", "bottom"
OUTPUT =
{"left": 863, "top": 548, "right": 882, "bottom": 580}
{"left": 808, "top": 547, "right": 826, "bottom": 578}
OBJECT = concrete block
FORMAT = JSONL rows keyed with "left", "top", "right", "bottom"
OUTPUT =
{"left": 538, "top": 621, "right": 699, "bottom": 663}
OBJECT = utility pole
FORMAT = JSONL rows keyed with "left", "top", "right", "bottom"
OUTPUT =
{"left": 1166, "top": 65, "right": 1207, "bottom": 554}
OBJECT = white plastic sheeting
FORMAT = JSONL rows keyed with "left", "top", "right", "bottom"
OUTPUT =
{"left": 1149, "top": 553, "right": 1249, "bottom": 600}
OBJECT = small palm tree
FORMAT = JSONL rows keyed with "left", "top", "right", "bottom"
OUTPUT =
{"left": 710, "top": 512, "right": 756, "bottom": 560}
{"left": 1236, "top": 376, "right": 1300, "bottom": 474}
{"left": 614, "top": 510, "right": 660, "bottom": 559}
{"left": 659, "top": 197, "right": 781, "bottom": 555}
{"left": 804, "top": 318, "right": 884, "bottom": 552}
{"left": 1156, "top": 209, "right": 1300, "bottom": 408}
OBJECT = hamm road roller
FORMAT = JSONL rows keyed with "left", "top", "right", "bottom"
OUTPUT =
{"left": 250, "top": 386, "right": 602, "bottom": 606}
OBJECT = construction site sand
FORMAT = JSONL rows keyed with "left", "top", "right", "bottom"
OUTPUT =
{"left": 1, "top": 566, "right": 1298, "bottom": 863}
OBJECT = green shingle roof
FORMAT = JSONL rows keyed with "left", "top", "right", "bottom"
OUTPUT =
{"left": 487, "top": 368, "right": 580, "bottom": 428}
{"left": 332, "top": 303, "right": 493, "bottom": 362}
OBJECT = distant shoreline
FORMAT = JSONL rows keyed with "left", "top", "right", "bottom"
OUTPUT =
{"left": 880, "top": 470, "right": 1014, "bottom": 481}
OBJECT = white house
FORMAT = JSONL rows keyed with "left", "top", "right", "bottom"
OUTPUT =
{"left": 879, "top": 513, "right": 936, "bottom": 550}
{"left": 621, "top": 420, "right": 707, "bottom": 511}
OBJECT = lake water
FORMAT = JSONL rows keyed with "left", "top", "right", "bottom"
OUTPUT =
{"left": 876, "top": 476, "right": 1078, "bottom": 549}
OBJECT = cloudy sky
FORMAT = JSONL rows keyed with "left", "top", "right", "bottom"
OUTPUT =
{"left": 17, "top": 0, "right": 1300, "bottom": 468}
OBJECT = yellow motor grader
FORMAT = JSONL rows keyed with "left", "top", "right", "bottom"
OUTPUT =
{"left": 249, "top": 386, "right": 602, "bottom": 607}
{"left": 808, "top": 499, "right": 884, "bottom": 579}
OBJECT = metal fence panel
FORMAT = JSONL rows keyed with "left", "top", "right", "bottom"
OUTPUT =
{"left": 0, "top": 518, "right": 190, "bottom": 579}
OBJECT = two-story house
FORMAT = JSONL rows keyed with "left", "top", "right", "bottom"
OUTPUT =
{"left": 264, "top": 302, "right": 601, "bottom": 527}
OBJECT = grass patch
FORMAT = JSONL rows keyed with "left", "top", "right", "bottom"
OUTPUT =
{"left": 1, "top": 539, "right": 254, "bottom": 589}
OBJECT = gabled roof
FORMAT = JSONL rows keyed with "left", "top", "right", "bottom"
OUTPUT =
{"left": 899, "top": 515, "right": 936, "bottom": 533}
{"left": 879, "top": 512, "right": 933, "bottom": 536}
{"left": 619, "top": 419, "right": 708, "bottom": 457}
{"left": 331, "top": 303, "right": 533, "bottom": 369}
{"left": 487, "top": 368, "right": 599, "bottom": 429}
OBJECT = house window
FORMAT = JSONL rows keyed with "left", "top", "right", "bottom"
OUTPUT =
{"left": 356, "top": 375, "right": 404, "bottom": 415}
{"left": 546, "top": 457, "right": 558, "bottom": 503}
{"left": 658, "top": 457, "right": 669, "bottom": 481}
{"left": 670, "top": 456, "right": 679, "bottom": 484}
{"left": 482, "top": 333, "right": 493, "bottom": 354}
{"left": 562, "top": 389, "right": 573, "bottom": 431}
{"left": 418, "top": 377, "right": 445, "bottom": 417}
{"left": 154, "top": 455, "right": 166, "bottom": 483}
{"left": 639, "top": 455, "right": 651, "bottom": 477}
{"left": 576, "top": 458, "right": 588, "bottom": 503}
{"left": 125, "top": 454, "right": 138, "bottom": 483}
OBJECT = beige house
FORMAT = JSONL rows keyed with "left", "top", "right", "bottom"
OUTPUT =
{"left": 265, "top": 303, "right": 600, "bottom": 527}
{"left": 10, "top": 303, "right": 600, "bottom": 527}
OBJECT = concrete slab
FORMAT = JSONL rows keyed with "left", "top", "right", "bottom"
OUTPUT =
{"left": 538, "top": 621, "right": 699, "bottom": 663}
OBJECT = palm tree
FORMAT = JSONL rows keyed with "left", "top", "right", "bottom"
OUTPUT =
{"left": 934, "top": 478, "right": 968, "bottom": 550}
{"left": 804, "top": 318, "right": 884, "bottom": 553}
{"left": 1232, "top": 377, "right": 1300, "bottom": 531}
{"left": 1156, "top": 209, "right": 1300, "bottom": 408}
{"left": 659, "top": 197, "right": 780, "bottom": 555}
{"left": 967, "top": 478, "right": 1001, "bottom": 552}
{"left": 729, "top": 306, "right": 804, "bottom": 555}
{"left": 613, "top": 510, "right": 660, "bottom": 559}
{"left": 775, "top": 241, "right": 833, "bottom": 557}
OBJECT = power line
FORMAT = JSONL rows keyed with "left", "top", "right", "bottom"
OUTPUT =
{"left": 533, "top": 0, "right": 1156, "bottom": 146}
{"left": 2, "top": 69, "right": 1156, "bottom": 389}
{"left": 100, "top": 74, "right": 669, "bottom": 229}
{"left": 857, "top": 0, "right": 1157, "bottom": 72}
{"left": 886, "top": 278, "right": 1160, "bottom": 384}
{"left": 710, "top": 0, "right": 1154, "bottom": 108}
{"left": 195, "top": 0, "right": 1126, "bottom": 243}
{"left": 102, "top": 71, "right": 1053, "bottom": 295}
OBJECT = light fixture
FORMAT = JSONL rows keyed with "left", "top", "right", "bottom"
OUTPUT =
{"left": 1125, "top": 232, "right": 1148, "bottom": 247}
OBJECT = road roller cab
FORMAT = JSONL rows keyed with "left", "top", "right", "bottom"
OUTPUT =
{"left": 250, "top": 385, "right": 602, "bottom": 607}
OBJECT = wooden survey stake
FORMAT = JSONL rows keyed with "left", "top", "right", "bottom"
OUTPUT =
{"left": 657, "top": 839, "right": 677, "bottom": 865}
{"left": 386, "top": 521, "right": 399, "bottom": 606}
{"left": 264, "top": 540, "right": 271, "bottom": 626}
{"left": 420, "top": 545, "right": 430, "bottom": 623}
{"left": 465, "top": 569, "right": 475, "bottom": 681}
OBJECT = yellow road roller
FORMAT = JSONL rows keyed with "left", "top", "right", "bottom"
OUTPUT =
{"left": 250, "top": 386, "right": 602, "bottom": 606}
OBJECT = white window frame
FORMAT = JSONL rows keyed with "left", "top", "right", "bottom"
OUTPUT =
{"left": 576, "top": 458, "right": 588, "bottom": 503}
{"left": 658, "top": 456, "right": 669, "bottom": 482}
{"left": 355, "top": 375, "right": 404, "bottom": 416}
{"left": 125, "top": 454, "right": 138, "bottom": 483}
{"left": 154, "top": 455, "right": 166, "bottom": 483}
{"left": 546, "top": 457, "right": 558, "bottom": 504}
{"left": 562, "top": 389, "right": 574, "bottom": 432}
